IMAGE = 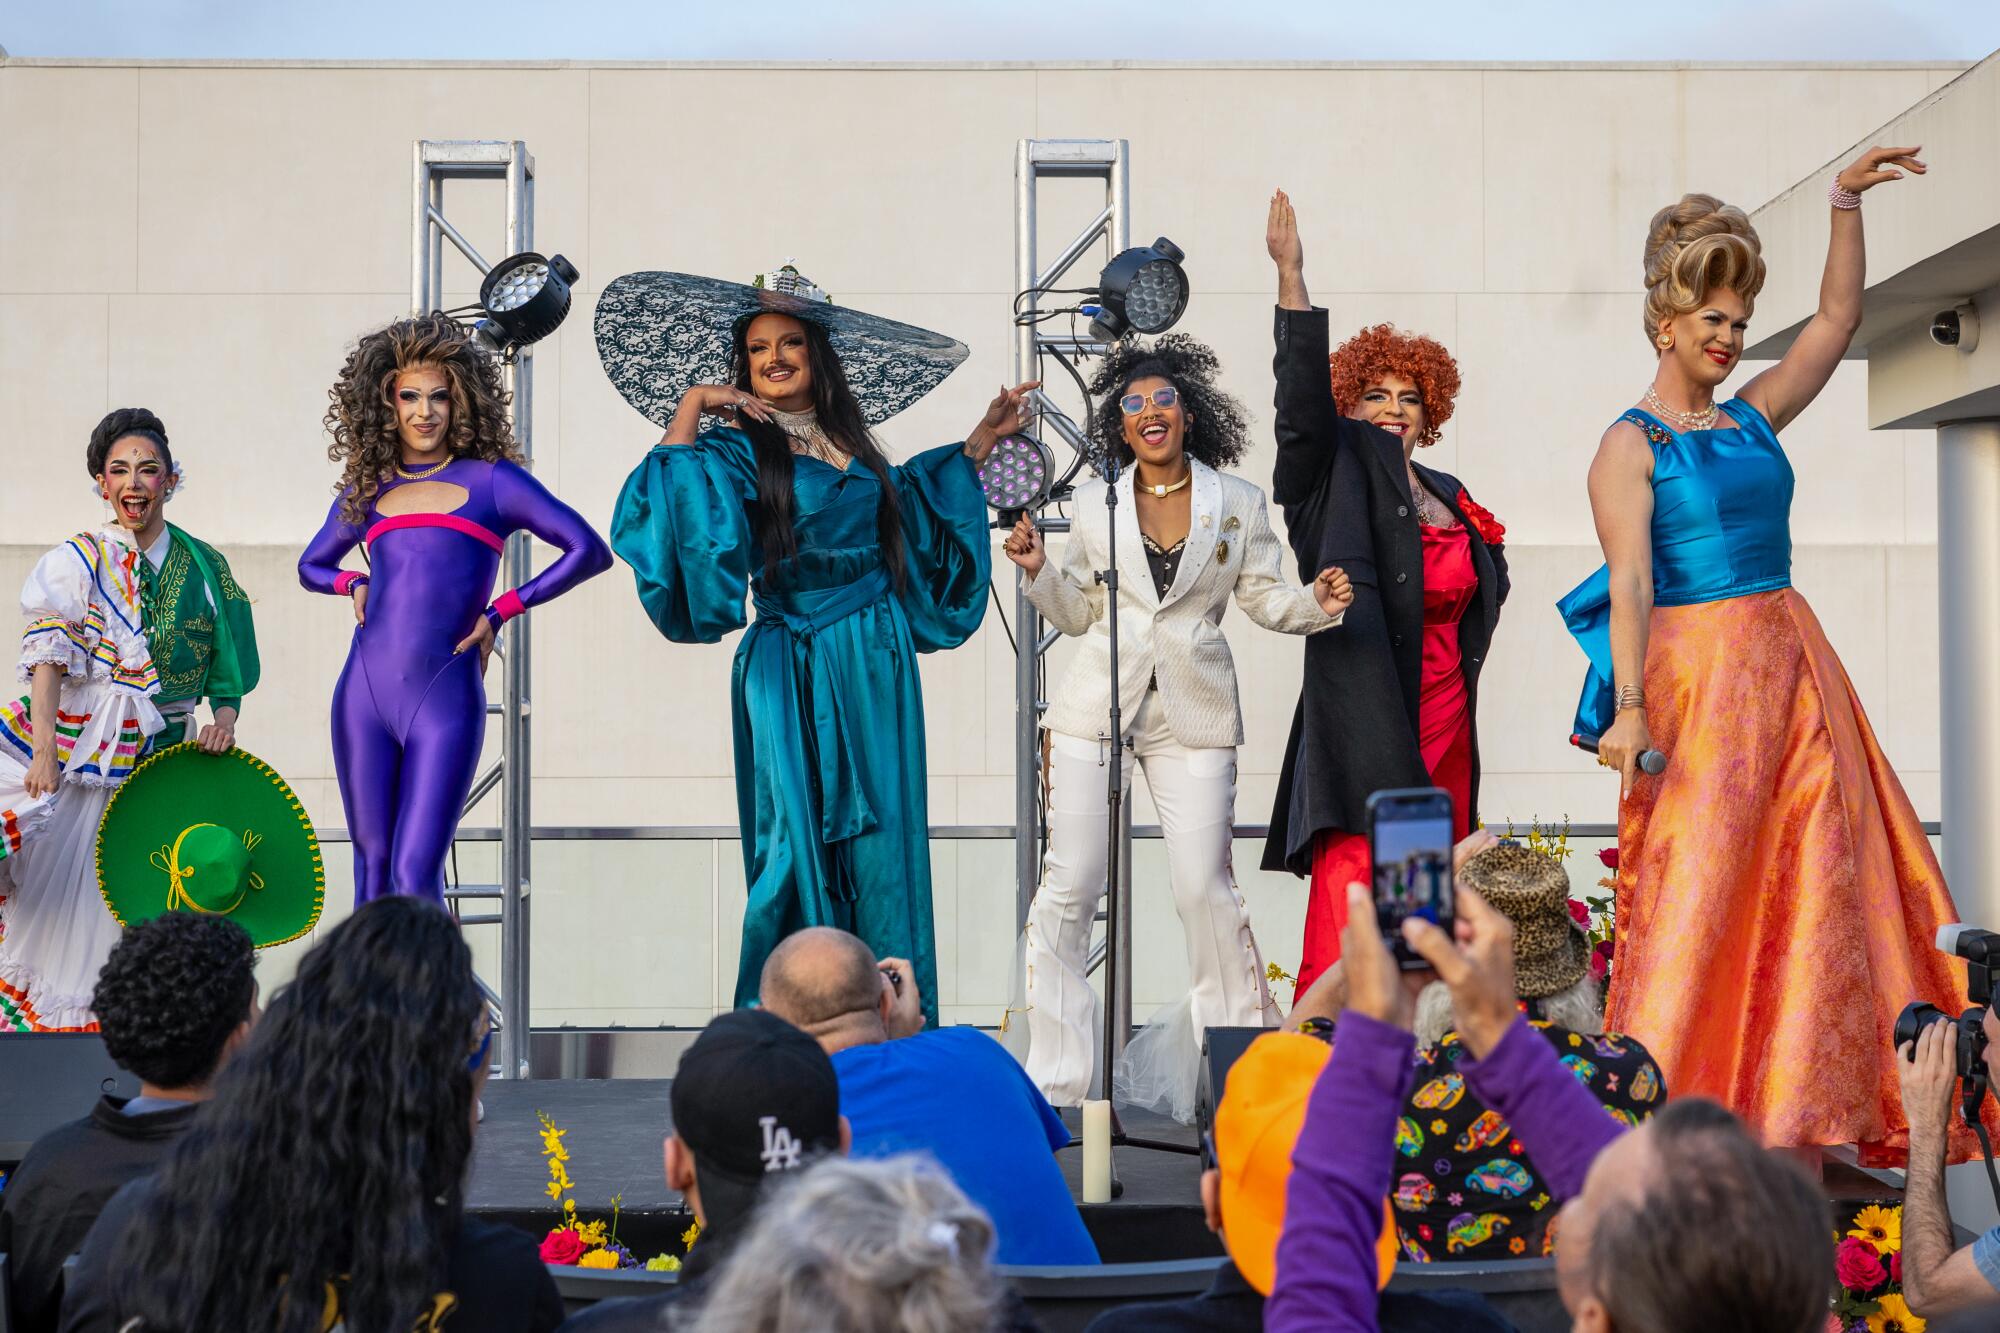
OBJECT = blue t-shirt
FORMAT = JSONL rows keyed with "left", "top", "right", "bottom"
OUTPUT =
{"left": 834, "top": 1027, "right": 1100, "bottom": 1266}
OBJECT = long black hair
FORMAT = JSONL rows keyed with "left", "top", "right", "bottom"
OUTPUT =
{"left": 121, "top": 897, "right": 484, "bottom": 1333}
{"left": 1085, "top": 334, "right": 1251, "bottom": 470}
{"left": 730, "top": 314, "right": 907, "bottom": 591}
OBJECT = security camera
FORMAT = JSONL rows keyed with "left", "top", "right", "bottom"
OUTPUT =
{"left": 1930, "top": 303, "right": 1980, "bottom": 354}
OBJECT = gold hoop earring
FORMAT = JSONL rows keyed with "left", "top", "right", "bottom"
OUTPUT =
{"left": 1657, "top": 333, "right": 1673, "bottom": 350}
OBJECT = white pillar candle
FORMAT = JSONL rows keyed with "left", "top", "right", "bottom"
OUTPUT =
{"left": 1082, "top": 1099, "right": 1112, "bottom": 1203}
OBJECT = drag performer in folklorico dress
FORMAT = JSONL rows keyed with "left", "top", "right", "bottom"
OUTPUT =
{"left": 599, "top": 265, "right": 1032, "bottom": 1027}
{"left": 1261, "top": 192, "right": 1509, "bottom": 996}
{"left": 1001, "top": 334, "right": 1353, "bottom": 1115}
{"left": 0, "top": 407, "right": 261, "bottom": 1031}
{"left": 1564, "top": 146, "right": 1992, "bottom": 1155}
{"left": 300, "top": 314, "right": 611, "bottom": 905}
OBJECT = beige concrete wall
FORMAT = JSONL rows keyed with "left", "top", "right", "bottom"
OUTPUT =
{"left": 0, "top": 59, "right": 1962, "bottom": 1025}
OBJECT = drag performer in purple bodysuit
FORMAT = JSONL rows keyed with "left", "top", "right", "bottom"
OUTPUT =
{"left": 301, "top": 315, "right": 610, "bottom": 904}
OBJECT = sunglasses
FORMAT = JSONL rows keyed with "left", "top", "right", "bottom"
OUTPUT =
{"left": 1119, "top": 387, "right": 1180, "bottom": 416}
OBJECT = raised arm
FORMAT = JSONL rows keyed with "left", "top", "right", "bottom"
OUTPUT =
{"left": 1268, "top": 192, "right": 1344, "bottom": 509}
{"left": 1587, "top": 420, "right": 1657, "bottom": 797}
{"left": 1231, "top": 488, "right": 1350, "bottom": 633}
{"left": 1739, "top": 145, "right": 1925, "bottom": 434}
{"left": 1006, "top": 511, "right": 1102, "bottom": 637}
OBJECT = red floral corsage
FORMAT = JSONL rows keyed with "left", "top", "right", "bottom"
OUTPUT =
{"left": 1456, "top": 489, "right": 1506, "bottom": 546}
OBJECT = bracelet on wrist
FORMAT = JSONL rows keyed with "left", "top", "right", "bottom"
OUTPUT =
{"left": 1615, "top": 684, "right": 1646, "bottom": 712}
{"left": 1829, "top": 178, "right": 1862, "bottom": 210}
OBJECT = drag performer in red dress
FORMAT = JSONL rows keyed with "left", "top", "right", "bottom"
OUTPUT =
{"left": 1261, "top": 192, "right": 1509, "bottom": 995}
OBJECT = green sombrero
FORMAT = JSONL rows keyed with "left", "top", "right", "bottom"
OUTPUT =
{"left": 96, "top": 742, "right": 324, "bottom": 948}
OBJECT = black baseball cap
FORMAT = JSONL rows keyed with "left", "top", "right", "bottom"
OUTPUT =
{"left": 670, "top": 1009, "right": 844, "bottom": 1233}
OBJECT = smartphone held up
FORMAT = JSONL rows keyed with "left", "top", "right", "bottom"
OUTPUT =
{"left": 1367, "top": 787, "right": 1456, "bottom": 969}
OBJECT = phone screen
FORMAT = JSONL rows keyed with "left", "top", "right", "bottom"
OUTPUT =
{"left": 1367, "top": 788, "right": 1456, "bottom": 968}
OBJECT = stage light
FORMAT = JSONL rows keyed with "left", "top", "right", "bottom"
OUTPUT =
{"left": 979, "top": 432, "right": 1053, "bottom": 514}
{"left": 475, "top": 252, "right": 579, "bottom": 351}
{"left": 1088, "top": 237, "right": 1188, "bottom": 342}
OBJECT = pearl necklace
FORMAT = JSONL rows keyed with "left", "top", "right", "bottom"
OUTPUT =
{"left": 1644, "top": 384, "right": 1718, "bottom": 433}
{"left": 1137, "top": 468, "right": 1191, "bottom": 499}
{"left": 394, "top": 454, "right": 451, "bottom": 481}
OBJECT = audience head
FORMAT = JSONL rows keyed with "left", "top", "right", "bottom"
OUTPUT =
{"left": 668, "top": 1008, "right": 850, "bottom": 1234}
{"left": 1204, "top": 1032, "right": 1396, "bottom": 1295}
{"left": 759, "top": 926, "right": 910, "bottom": 1052}
{"left": 94, "top": 913, "right": 259, "bottom": 1094}
{"left": 1415, "top": 843, "right": 1600, "bottom": 1047}
{"left": 691, "top": 1154, "right": 1003, "bottom": 1333}
{"left": 1555, "top": 1097, "right": 1831, "bottom": 1333}
{"left": 123, "top": 896, "right": 488, "bottom": 1333}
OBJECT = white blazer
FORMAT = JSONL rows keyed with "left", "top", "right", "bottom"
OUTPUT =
{"left": 1024, "top": 459, "right": 1341, "bottom": 750}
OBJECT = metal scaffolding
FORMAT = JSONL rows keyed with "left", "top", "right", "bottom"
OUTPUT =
{"left": 1011, "top": 139, "right": 1136, "bottom": 1088}
{"left": 410, "top": 140, "right": 538, "bottom": 1079}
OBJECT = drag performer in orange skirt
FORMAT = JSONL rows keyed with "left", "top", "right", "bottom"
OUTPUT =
{"left": 1563, "top": 145, "right": 1990, "bottom": 1154}
{"left": 1262, "top": 192, "right": 1508, "bottom": 996}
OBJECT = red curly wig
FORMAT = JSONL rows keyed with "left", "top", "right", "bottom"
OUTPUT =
{"left": 1328, "top": 324, "right": 1461, "bottom": 446}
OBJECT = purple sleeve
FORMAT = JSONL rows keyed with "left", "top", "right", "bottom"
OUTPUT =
{"left": 298, "top": 496, "right": 364, "bottom": 596}
{"left": 1266, "top": 1013, "right": 1416, "bottom": 1333}
{"left": 489, "top": 460, "right": 614, "bottom": 617}
{"left": 1460, "top": 1021, "right": 1625, "bottom": 1203}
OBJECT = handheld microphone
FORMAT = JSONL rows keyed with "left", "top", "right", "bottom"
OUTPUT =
{"left": 1571, "top": 733, "right": 1667, "bottom": 776}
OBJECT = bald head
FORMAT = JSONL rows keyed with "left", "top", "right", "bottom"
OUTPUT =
{"left": 759, "top": 928, "right": 883, "bottom": 1040}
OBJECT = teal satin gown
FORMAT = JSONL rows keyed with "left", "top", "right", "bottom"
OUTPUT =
{"left": 612, "top": 428, "right": 990, "bottom": 1023}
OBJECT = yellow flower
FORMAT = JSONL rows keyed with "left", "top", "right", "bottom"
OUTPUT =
{"left": 544, "top": 1180, "right": 564, "bottom": 1202}
{"left": 576, "top": 1249, "right": 620, "bottom": 1270}
{"left": 1266, "top": 962, "right": 1297, "bottom": 986}
{"left": 645, "top": 1255, "right": 682, "bottom": 1273}
{"left": 577, "top": 1220, "right": 608, "bottom": 1246}
{"left": 1867, "top": 1291, "right": 1925, "bottom": 1333}
{"left": 1849, "top": 1204, "right": 1902, "bottom": 1256}
{"left": 683, "top": 1220, "right": 703, "bottom": 1249}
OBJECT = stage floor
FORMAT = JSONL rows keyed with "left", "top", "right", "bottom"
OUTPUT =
{"left": 467, "top": 1077, "right": 1218, "bottom": 1263}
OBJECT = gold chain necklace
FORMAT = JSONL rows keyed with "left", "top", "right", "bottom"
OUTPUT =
{"left": 394, "top": 454, "right": 452, "bottom": 481}
{"left": 1138, "top": 468, "right": 1191, "bottom": 499}
{"left": 1643, "top": 384, "right": 1718, "bottom": 432}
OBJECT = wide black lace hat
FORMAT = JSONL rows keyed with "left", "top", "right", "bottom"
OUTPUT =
{"left": 594, "top": 264, "right": 970, "bottom": 428}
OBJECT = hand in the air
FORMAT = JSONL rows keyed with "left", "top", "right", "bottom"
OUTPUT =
{"left": 1401, "top": 885, "right": 1520, "bottom": 1060}
{"left": 1002, "top": 513, "right": 1045, "bottom": 577}
{"left": 1266, "top": 190, "right": 1304, "bottom": 272}
{"left": 965, "top": 382, "right": 1041, "bottom": 465}
{"left": 1836, "top": 144, "right": 1926, "bottom": 196}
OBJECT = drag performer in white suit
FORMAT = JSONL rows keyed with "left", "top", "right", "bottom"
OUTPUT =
{"left": 1004, "top": 336, "right": 1352, "bottom": 1112}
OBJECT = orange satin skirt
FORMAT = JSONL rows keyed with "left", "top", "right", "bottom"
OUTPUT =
{"left": 1612, "top": 588, "right": 1993, "bottom": 1154}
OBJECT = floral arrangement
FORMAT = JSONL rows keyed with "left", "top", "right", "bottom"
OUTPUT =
{"left": 534, "top": 1111, "right": 697, "bottom": 1272}
{"left": 1829, "top": 1202, "right": 1920, "bottom": 1332}
{"left": 1574, "top": 846, "right": 1617, "bottom": 993}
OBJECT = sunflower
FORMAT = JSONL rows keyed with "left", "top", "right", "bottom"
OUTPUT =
{"left": 1848, "top": 1204, "right": 1902, "bottom": 1256}
{"left": 1867, "top": 1291, "right": 1925, "bottom": 1333}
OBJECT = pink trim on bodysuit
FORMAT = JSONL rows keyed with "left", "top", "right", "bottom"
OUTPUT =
{"left": 364, "top": 512, "right": 506, "bottom": 554}
{"left": 333, "top": 570, "right": 366, "bottom": 596}
{"left": 491, "top": 589, "right": 528, "bottom": 623}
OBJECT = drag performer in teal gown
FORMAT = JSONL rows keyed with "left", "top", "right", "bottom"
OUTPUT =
{"left": 599, "top": 266, "right": 1034, "bottom": 1023}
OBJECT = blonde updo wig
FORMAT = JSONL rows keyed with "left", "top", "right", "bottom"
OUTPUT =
{"left": 1642, "top": 193, "right": 1766, "bottom": 346}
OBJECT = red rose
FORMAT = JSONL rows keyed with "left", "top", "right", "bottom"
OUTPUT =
{"left": 540, "top": 1227, "right": 586, "bottom": 1265}
{"left": 1568, "top": 899, "right": 1590, "bottom": 926}
{"left": 1598, "top": 847, "right": 1620, "bottom": 870}
{"left": 1590, "top": 939, "right": 1613, "bottom": 982}
{"left": 1890, "top": 1250, "right": 1902, "bottom": 1283}
{"left": 1834, "top": 1235, "right": 1887, "bottom": 1290}
{"left": 1455, "top": 489, "right": 1506, "bottom": 547}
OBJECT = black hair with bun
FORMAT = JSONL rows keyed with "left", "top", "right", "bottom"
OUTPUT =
{"left": 88, "top": 407, "right": 173, "bottom": 478}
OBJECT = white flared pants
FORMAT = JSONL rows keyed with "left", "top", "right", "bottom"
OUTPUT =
{"left": 1023, "top": 693, "right": 1275, "bottom": 1106}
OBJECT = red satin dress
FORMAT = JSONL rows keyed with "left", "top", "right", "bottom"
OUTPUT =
{"left": 1298, "top": 523, "right": 1477, "bottom": 994}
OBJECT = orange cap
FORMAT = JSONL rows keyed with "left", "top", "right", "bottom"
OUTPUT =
{"left": 1213, "top": 1031, "right": 1399, "bottom": 1295}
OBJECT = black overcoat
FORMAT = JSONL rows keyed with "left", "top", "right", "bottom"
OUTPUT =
{"left": 1260, "top": 307, "right": 1510, "bottom": 874}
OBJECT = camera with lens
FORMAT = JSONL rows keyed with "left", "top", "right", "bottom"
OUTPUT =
{"left": 1895, "top": 925, "right": 2000, "bottom": 1091}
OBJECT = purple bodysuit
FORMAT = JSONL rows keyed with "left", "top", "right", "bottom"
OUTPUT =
{"left": 299, "top": 457, "right": 611, "bottom": 904}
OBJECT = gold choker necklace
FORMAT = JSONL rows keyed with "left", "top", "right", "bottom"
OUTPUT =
{"left": 1138, "top": 469, "right": 1191, "bottom": 498}
{"left": 395, "top": 455, "right": 451, "bottom": 481}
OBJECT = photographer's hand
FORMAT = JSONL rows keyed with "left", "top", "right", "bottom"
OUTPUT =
{"left": 1898, "top": 1018, "right": 1957, "bottom": 1152}
{"left": 1896, "top": 1016, "right": 1999, "bottom": 1319}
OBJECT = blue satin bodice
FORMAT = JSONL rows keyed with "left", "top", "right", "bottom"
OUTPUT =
{"left": 1557, "top": 397, "right": 1793, "bottom": 738}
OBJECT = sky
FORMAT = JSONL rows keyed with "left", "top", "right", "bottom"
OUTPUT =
{"left": 4, "top": 0, "right": 2000, "bottom": 63}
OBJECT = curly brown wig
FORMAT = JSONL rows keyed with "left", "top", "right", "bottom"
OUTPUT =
{"left": 1085, "top": 334, "right": 1251, "bottom": 470}
{"left": 322, "top": 313, "right": 518, "bottom": 525}
{"left": 1328, "top": 324, "right": 1461, "bottom": 446}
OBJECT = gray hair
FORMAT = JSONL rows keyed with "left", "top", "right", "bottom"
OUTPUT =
{"left": 684, "top": 1154, "right": 1006, "bottom": 1333}
{"left": 1413, "top": 974, "right": 1603, "bottom": 1050}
